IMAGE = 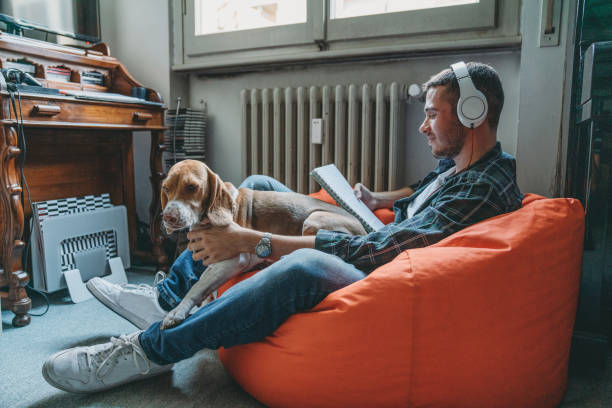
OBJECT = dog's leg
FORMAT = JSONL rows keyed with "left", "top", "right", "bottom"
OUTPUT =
{"left": 302, "top": 211, "right": 366, "bottom": 235}
{"left": 161, "top": 253, "right": 261, "bottom": 329}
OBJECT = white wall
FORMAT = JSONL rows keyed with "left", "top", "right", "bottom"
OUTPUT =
{"left": 99, "top": 0, "right": 171, "bottom": 224}
{"left": 515, "top": 0, "right": 577, "bottom": 196}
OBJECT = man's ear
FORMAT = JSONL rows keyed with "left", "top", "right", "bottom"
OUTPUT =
{"left": 204, "top": 168, "right": 235, "bottom": 227}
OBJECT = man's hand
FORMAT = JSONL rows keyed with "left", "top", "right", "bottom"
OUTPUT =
{"left": 187, "top": 222, "right": 250, "bottom": 264}
{"left": 354, "top": 184, "right": 415, "bottom": 210}
{"left": 354, "top": 183, "right": 378, "bottom": 211}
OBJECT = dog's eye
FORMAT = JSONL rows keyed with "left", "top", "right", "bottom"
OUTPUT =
{"left": 162, "top": 185, "right": 169, "bottom": 194}
{"left": 186, "top": 184, "right": 198, "bottom": 193}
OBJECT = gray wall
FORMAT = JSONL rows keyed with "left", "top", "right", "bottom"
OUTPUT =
{"left": 99, "top": 0, "right": 171, "bottom": 224}
{"left": 189, "top": 51, "right": 521, "bottom": 188}
{"left": 515, "top": 0, "right": 577, "bottom": 196}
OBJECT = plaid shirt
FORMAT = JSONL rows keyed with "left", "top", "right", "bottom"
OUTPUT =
{"left": 315, "top": 142, "right": 523, "bottom": 273}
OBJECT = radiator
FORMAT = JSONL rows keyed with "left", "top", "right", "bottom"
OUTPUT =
{"left": 241, "top": 83, "right": 407, "bottom": 194}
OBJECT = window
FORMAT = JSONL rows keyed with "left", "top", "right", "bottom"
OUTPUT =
{"left": 194, "top": 0, "right": 307, "bottom": 35}
{"left": 174, "top": 0, "right": 520, "bottom": 71}
{"left": 329, "top": 0, "right": 479, "bottom": 19}
{"left": 325, "top": 0, "right": 496, "bottom": 43}
{"left": 182, "top": 0, "right": 321, "bottom": 57}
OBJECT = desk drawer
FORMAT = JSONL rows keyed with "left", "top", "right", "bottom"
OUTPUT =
{"left": 4, "top": 95, "right": 164, "bottom": 129}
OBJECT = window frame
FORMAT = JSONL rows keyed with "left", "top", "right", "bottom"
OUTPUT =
{"left": 173, "top": 0, "right": 520, "bottom": 73}
{"left": 184, "top": 0, "right": 323, "bottom": 57}
{"left": 326, "top": 0, "right": 496, "bottom": 42}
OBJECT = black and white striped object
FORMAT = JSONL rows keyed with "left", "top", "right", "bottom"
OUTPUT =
{"left": 60, "top": 230, "right": 118, "bottom": 272}
{"left": 33, "top": 193, "right": 112, "bottom": 227}
{"left": 32, "top": 193, "right": 116, "bottom": 273}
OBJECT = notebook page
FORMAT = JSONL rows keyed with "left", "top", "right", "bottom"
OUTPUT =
{"left": 311, "top": 164, "right": 385, "bottom": 232}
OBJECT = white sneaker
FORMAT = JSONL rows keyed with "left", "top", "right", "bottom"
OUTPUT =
{"left": 42, "top": 331, "right": 173, "bottom": 394}
{"left": 86, "top": 272, "right": 168, "bottom": 329}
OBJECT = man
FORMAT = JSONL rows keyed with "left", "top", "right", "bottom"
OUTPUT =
{"left": 42, "top": 62, "right": 522, "bottom": 393}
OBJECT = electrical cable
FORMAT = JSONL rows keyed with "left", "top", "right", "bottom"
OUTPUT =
{"left": 17, "top": 89, "right": 33, "bottom": 203}
{"left": 23, "top": 239, "right": 50, "bottom": 316}
{"left": 467, "top": 127, "right": 474, "bottom": 170}
{"left": 18, "top": 89, "right": 50, "bottom": 316}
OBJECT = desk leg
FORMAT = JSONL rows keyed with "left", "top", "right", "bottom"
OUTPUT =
{"left": 0, "top": 126, "right": 31, "bottom": 326}
{"left": 149, "top": 130, "right": 168, "bottom": 271}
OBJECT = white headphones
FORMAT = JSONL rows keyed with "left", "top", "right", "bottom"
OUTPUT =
{"left": 450, "top": 61, "right": 488, "bottom": 128}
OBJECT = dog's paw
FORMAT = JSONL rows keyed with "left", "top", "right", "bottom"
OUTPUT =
{"left": 161, "top": 300, "right": 194, "bottom": 330}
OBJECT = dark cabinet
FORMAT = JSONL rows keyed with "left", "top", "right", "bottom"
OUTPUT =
{"left": 566, "top": 0, "right": 612, "bottom": 369}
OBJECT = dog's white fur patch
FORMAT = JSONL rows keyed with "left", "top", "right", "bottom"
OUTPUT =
{"left": 163, "top": 200, "right": 199, "bottom": 232}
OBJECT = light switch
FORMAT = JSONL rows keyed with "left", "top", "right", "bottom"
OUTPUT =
{"left": 539, "top": 0, "right": 562, "bottom": 47}
{"left": 311, "top": 118, "right": 322, "bottom": 144}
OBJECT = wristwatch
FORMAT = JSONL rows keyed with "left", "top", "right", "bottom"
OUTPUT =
{"left": 255, "top": 232, "right": 272, "bottom": 258}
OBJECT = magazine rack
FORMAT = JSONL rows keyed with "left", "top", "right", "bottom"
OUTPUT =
{"left": 31, "top": 206, "right": 129, "bottom": 302}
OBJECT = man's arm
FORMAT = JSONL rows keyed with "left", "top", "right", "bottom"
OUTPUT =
{"left": 354, "top": 184, "right": 414, "bottom": 210}
{"left": 187, "top": 223, "right": 315, "bottom": 264}
{"left": 319, "top": 181, "right": 508, "bottom": 272}
{"left": 187, "top": 178, "right": 506, "bottom": 269}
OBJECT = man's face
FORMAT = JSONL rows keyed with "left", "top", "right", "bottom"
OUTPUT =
{"left": 419, "top": 86, "right": 466, "bottom": 159}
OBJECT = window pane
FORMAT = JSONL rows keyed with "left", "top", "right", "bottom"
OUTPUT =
{"left": 330, "top": 0, "right": 479, "bottom": 19}
{"left": 195, "top": 0, "right": 307, "bottom": 35}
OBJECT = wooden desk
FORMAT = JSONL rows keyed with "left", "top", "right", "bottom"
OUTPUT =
{"left": 0, "top": 34, "right": 168, "bottom": 327}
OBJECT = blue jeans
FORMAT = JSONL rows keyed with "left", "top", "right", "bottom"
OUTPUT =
{"left": 139, "top": 175, "right": 367, "bottom": 365}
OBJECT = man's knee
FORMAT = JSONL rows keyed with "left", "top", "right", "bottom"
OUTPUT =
{"left": 278, "top": 249, "right": 334, "bottom": 280}
{"left": 251, "top": 249, "right": 318, "bottom": 282}
{"left": 272, "top": 248, "right": 364, "bottom": 293}
{"left": 239, "top": 175, "right": 271, "bottom": 190}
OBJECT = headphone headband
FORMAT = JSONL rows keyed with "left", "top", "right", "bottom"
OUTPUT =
{"left": 450, "top": 61, "right": 488, "bottom": 128}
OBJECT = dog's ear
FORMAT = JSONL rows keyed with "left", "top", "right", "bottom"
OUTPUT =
{"left": 204, "top": 167, "right": 235, "bottom": 227}
{"left": 160, "top": 184, "right": 168, "bottom": 210}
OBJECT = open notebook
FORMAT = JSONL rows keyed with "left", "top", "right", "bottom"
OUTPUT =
{"left": 311, "top": 164, "right": 385, "bottom": 233}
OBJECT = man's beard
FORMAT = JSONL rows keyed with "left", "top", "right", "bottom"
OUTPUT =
{"left": 432, "top": 124, "right": 466, "bottom": 159}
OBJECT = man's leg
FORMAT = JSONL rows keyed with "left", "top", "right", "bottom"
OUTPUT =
{"left": 43, "top": 249, "right": 366, "bottom": 392}
{"left": 86, "top": 174, "right": 290, "bottom": 328}
{"left": 85, "top": 249, "right": 206, "bottom": 329}
{"left": 239, "top": 174, "right": 293, "bottom": 192}
{"left": 140, "top": 249, "right": 365, "bottom": 364}
{"left": 155, "top": 248, "right": 206, "bottom": 310}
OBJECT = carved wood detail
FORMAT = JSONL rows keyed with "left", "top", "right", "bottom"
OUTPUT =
{"left": 0, "top": 125, "right": 31, "bottom": 326}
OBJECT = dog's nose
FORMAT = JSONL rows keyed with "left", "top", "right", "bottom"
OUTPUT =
{"left": 163, "top": 212, "right": 178, "bottom": 225}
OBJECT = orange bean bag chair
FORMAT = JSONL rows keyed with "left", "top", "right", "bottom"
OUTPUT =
{"left": 216, "top": 194, "right": 584, "bottom": 408}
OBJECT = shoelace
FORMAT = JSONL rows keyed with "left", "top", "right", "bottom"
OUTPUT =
{"left": 117, "top": 271, "right": 166, "bottom": 296}
{"left": 121, "top": 283, "right": 157, "bottom": 296}
{"left": 153, "top": 270, "right": 167, "bottom": 286}
{"left": 94, "top": 334, "right": 151, "bottom": 379}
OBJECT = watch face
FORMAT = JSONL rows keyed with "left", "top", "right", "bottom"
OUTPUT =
{"left": 256, "top": 238, "right": 271, "bottom": 258}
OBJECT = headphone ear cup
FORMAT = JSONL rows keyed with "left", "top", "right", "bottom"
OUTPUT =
{"left": 450, "top": 62, "right": 489, "bottom": 129}
{"left": 457, "top": 90, "right": 488, "bottom": 128}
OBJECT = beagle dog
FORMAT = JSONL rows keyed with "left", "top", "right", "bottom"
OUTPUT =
{"left": 160, "top": 159, "right": 365, "bottom": 329}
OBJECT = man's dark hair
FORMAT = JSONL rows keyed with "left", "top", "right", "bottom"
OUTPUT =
{"left": 422, "top": 62, "right": 504, "bottom": 129}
